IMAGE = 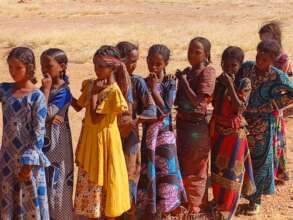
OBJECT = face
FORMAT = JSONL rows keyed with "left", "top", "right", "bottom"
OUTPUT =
{"left": 222, "top": 58, "right": 241, "bottom": 77}
{"left": 188, "top": 41, "right": 206, "bottom": 67}
{"left": 147, "top": 53, "right": 167, "bottom": 77}
{"left": 94, "top": 56, "right": 113, "bottom": 80}
{"left": 259, "top": 32, "right": 274, "bottom": 41}
{"left": 256, "top": 51, "right": 275, "bottom": 71}
{"left": 125, "top": 49, "right": 139, "bottom": 75}
{"left": 41, "top": 55, "right": 63, "bottom": 79}
{"left": 8, "top": 58, "right": 29, "bottom": 83}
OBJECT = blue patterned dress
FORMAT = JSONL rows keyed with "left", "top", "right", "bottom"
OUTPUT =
{"left": 0, "top": 83, "right": 50, "bottom": 220}
{"left": 43, "top": 84, "right": 74, "bottom": 219}
{"left": 121, "top": 75, "right": 156, "bottom": 204}
{"left": 236, "top": 61, "right": 293, "bottom": 204}
{"left": 138, "top": 78, "right": 187, "bottom": 215}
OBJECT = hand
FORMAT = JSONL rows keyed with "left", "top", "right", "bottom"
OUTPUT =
{"left": 164, "top": 73, "right": 176, "bottom": 81}
{"left": 18, "top": 165, "right": 32, "bottom": 182}
{"left": 92, "top": 79, "right": 109, "bottom": 94}
{"left": 42, "top": 73, "right": 52, "bottom": 91}
{"left": 218, "top": 73, "right": 234, "bottom": 88}
{"left": 52, "top": 115, "right": 64, "bottom": 125}
{"left": 147, "top": 73, "right": 158, "bottom": 91}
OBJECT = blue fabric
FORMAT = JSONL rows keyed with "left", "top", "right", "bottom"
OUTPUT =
{"left": 0, "top": 83, "right": 50, "bottom": 219}
{"left": 237, "top": 62, "right": 293, "bottom": 203}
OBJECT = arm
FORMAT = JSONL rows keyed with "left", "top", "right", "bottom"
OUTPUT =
{"left": 90, "top": 93, "right": 105, "bottom": 124}
{"left": 71, "top": 97, "right": 83, "bottom": 112}
{"left": 20, "top": 92, "right": 50, "bottom": 180}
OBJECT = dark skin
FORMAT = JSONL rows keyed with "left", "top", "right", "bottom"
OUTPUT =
{"left": 255, "top": 50, "right": 276, "bottom": 73}
{"left": 176, "top": 41, "right": 208, "bottom": 110}
{"left": 125, "top": 49, "right": 139, "bottom": 75}
{"left": 71, "top": 56, "right": 112, "bottom": 125}
{"left": 41, "top": 55, "right": 66, "bottom": 125}
{"left": 146, "top": 53, "right": 167, "bottom": 113}
{"left": 8, "top": 58, "right": 38, "bottom": 182}
{"left": 216, "top": 58, "right": 244, "bottom": 112}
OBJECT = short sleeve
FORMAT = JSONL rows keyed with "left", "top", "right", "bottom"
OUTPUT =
{"left": 48, "top": 86, "right": 72, "bottom": 119}
{"left": 20, "top": 91, "right": 50, "bottom": 167}
{"left": 0, "top": 83, "right": 13, "bottom": 102}
{"left": 96, "top": 83, "right": 128, "bottom": 114}
{"left": 197, "top": 67, "right": 216, "bottom": 96}
{"left": 77, "top": 79, "right": 92, "bottom": 107}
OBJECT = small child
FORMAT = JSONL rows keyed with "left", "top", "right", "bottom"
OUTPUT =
{"left": 138, "top": 44, "right": 186, "bottom": 220}
{"left": 175, "top": 37, "right": 216, "bottom": 218}
{"left": 0, "top": 47, "right": 50, "bottom": 219}
{"left": 40, "top": 48, "right": 74, "bottom": 219}
{"left": 236, "top": 40, "right": 293, "bottom": 215}
{"left": 72, "top": 45, "right": 131, "bottom": 219}
{"left": 210, "top": 46, "right": 255, "bottom": 220}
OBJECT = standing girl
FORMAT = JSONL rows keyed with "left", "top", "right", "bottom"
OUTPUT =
{"left": 175, "top": 37, "right": 216, "bottom": 217}
{"left": 40, "top": 48, "right": 74, "bottom": 219}
{"left": 259, "top": 21, "right": 292, "bottom": 183}
{"left": 117, "top": 41, "right": 156, "bottom": 220}
{"left": 0, "top": 47, "right": 50, "bottom": 219}
{"left": 210, "top": 46, "right": 255, "bottom": 220}
{"left": 138, "top": 44, "right": 186, "bottom": 219}
{"left": 236, "top": 40, "right": 293, "bottom": 215}
{"left": 72, "top": 45, "right": 131, "bottom": 219}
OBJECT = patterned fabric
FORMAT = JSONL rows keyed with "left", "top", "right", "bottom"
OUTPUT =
{"left": 74, "top": 80, "right": 130, "bottom": 218}
{"left": 43, "top": 84, "right": 74, "bottom": 219}
{"left": 272, "top": 52, "right": 292, "bottom": 181}
{"left": 121, "top": 75, "right": 157, "bottom": 204}
{"left": 175, "top": 66, "right": 216, "bottom": 211}
{"left": 236, "top": 61, "right": 293, "bottom": 204}
{"left": 74, "top": 168, "right": 104, "bottom": 218}
{"left": 210, "top": 76, "right": 255, "bottom": 220}
{"left": 0, "top": 83, "right": 50, "bottom": 220}
{"left": 138, "top": 78, "right": 187, "bottom": 214}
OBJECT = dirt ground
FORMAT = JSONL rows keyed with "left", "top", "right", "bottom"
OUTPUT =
{"left": 0, "top": 0, "right": 292, "bottom": 219}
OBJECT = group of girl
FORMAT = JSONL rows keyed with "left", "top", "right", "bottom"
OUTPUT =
{"left": 0, "top": 21, "right": 292, "bottom": 220}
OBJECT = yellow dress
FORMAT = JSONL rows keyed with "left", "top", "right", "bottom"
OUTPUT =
{"left": 74, "top": 80, "right": 131, "bottom": 218}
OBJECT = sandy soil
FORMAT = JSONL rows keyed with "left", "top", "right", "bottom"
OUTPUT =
{"left": 0, "top": 0, "right": 292, "bottom": 219}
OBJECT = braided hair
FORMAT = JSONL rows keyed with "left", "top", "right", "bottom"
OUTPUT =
{"left": 116, "top": 41, "right": 138, "bottom": 62}
{"left": 189, "top": 37, "right": 211, "bottom": 66}
{"left": 147, "top": 44, "right": 170, "bottom": 74}
{"left": 7, "top": 47, "right": 37, "bottom": 84}
{"left": 41, "top": 48, "right": 69, "bottom": 83}
{"left": 93, "top": 45, "right": 131, "bottom": 99}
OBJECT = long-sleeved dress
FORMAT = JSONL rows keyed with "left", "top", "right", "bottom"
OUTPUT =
{"left": 0, "top": 83, "right": 50, "bottom": 220}
{"left": 210, "top": 75, "right": 255, "bottom": 220}
{"left": 236, "top": 61, "right": 293, "bottom": 204}
{"left": 43, "top": 84, "right": 74, "bottom": 219}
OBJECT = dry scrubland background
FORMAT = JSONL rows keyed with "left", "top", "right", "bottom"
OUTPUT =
{"left": 0, "top": 0, "right": 293, "bottom": 219}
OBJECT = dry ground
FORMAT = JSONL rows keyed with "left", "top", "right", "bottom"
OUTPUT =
{"left": 0, "top": 0, "right": 292, "bottom": 219}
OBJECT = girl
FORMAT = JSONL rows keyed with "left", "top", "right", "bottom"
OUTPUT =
{"left": 174, "top": 37, "right": 216, "bottom": 217}
{"left": 138, "top": 44, "right": 186, "bottom": 220}
{"left": 72, "top": 45, "right": 131, "bottom": 219}
{"left": 116, "top": 41, "right": 156, "bottom": 220}
{"left": 236, "top": 40, "right": 293, "bottom": 215}
{"left": 0, "top": 47, "right": 50, "bottom": 219}
{"left": 40, "top": 48, "right": 74, "bottom": 219}
{"left": 210, "top": 46, "right": 255, "bottom": 220}
{"left": 259, "top": 21, "right": 292, "bottom": 183}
